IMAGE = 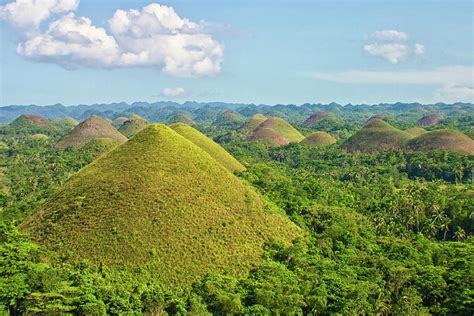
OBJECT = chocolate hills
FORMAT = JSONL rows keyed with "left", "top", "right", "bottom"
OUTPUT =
{"left": 251, "top": 117, "right": 304, "bottom": 143}
{"left": 170, "top": 123, "right": 245, "bottom": 172}
{"left": 247, "top": 127, "right": 290, "bottom": 147}
{"left": 240, "top": 114, "right": 268, "bottom": 134}
{"left": 61, "top": 117, "right": 78, "bottom": 127}
{"left": 6, "top": 114, "right": 58, "bottom": 135}
{"left": 54, "top": 116, "right": 127, "bottom": 149}
{"left": 20, "top": 124, "right": 298, "bottom": 289}
{"left": 405, "top": 129, "right": 474, "bottom": 155}
{"left": 118, "top": 115, "right": 150, "bottom": 138}
{"left": 302, "top": 111, "right": 332, "bottom": 126}
{"left": 301, "top": 131, "right": 337, "bottom": 147}
{"left": 112, "top": 116, "right": 129, "bottom": 127}
{"left": 417, "top": 113, "right": 443, "bottom": 127}
{"left": 167, "top": 113, "right": 194, "bottom": 125}
{"left": 213, "top": 111, "right": 245, "bottom": 127}
{"left": 341, "top": 119, "right": 412, "bottom": 153}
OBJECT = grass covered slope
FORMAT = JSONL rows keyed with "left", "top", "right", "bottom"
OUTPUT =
{"left": 341, "top": 119, "right": 412, "bottom": 153}
{"left": 21, "top": 124, "right": 298, "bottom": 289}
{"left": 301, "top": 131, "right": 336, "bottom": 147}
{"left": 118, "top": 115, "right": 150, "bottom": 138}
{"left": 406, "top": 129, "right": 474, "bottom": 155}
{"left": 405, "top": 127, "right": 427, "bottom": 136}
{"left": 170, "top": 123, "right": 245, "bottom": 172}
{"left": 247, "top": 128, "right": 290, "bottom": 147}
{"left": 6, "top": 114, "right": 58, "bottom": 136}
{"left": 54, "top": 116, "right": 127, "bottom": 149}
{"left": 167, "top": 113, "right": 194, "bottom": 125}
{"left": 253, "top": 117, "right": 304, "bottom": 143}
{"left": 417, "top": 113, "right": 443, "bottom": 127}
{"left": 240, "top": 114, "right": 267, "bottom": 134}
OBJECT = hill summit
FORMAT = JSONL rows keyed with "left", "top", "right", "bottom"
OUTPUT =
{"left": 301, "top": 131, "right": 337, "bottom": 147}
{"left": 21, "top": 124, "right": 298, "bottom": 289}
{"left": 406, "top": 129, "right": 474, "bottom": 155}
{"left": 341, "top": 119, "right": 412, "bottom": 153}
{"left": 54, "top": 115, "right": 127, "bottom": 149}
{"left": 170, "top": 123, "right": 245, "bottom": 172}
{"left": 247, "top": 117, "right": 304, "bottom": 146}
{"left": 118, "top": 115, "right": 150, "bottom": 138}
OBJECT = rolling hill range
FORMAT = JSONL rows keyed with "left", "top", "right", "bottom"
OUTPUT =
{"left": 301, "top": 131, "right": 337, "bottom": 147}
{"left": 341, "top": 119, "right": 412, "bottom": 153}
{"left": 20, "top": 124, "right": 298, "bottom": 289}
{"left": 54, "top": 115, "right": 127, "bottom": 149}
{"left": 170, "top": 123, "right": 245, "bottom": 172}
{"left": 405, "top": 129, "right": 474, "bottom": 155}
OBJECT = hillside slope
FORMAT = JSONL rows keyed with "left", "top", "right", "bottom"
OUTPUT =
{"left": 406, "top": 129, "right": 474, "bottom": 154}
{"left": 21, "top": 124, "right": 298, "bottom": 289}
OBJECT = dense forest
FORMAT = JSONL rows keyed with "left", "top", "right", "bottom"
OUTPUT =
{"left": 0, "top": 103, "right": 473, "bottom": 315}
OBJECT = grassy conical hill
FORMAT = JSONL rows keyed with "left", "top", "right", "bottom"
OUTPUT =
{"left": 417, "top": 113, "right": 443, "bottom": 127}
{"left": 302, "top": 111, "right": 334, "bottom": 126}
{"left": 61, "top": 116, "right": 78, "bottom": 126}
{"left": 170, "top": 123, "right": 245, "bottom": 172}
{"left": 405, "top": 129, "right": 474, "bottom": 155}
{"left": 213, "top": 111, "right": 245, "bottom": 127}
{"left": 405, "top": 127, "right": 427, "bottom": 136}
{"left": 112, "top": 116, "right": 129, "bottom": 127}
{"left": 54, "top": 115, "right": 127, "bottom": 149}
{"left": 341, "top": 119, "right": 412, "bottom": 153}
{"left": 254, "top": 117, "right": 304, "bottom": 143}
{"left": 247, "top": 128, "right": 290, "bottom": 147}
{"left": 118, "top": 115, "right": 150, "bottom": 138}
{"left": 240, "top": 114, "right": 267, "bottom": 134}
{"left": 29, "top": 133, "right": 49, "bottom": 140}
{"left": 7, "top": 114, "right": 57, "bottom": 135}
{"left": 21, "top": 124, "right": 298, "bottom": 289}
{"left": 301, "top": 131, "right": 336, "bottom": 147}
{"left": 167, "top": 113, "right": 194, "bottom": 125}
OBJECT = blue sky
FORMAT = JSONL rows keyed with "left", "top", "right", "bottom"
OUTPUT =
{"left": 1, "top": 0, "right": 473, "bottom": 106}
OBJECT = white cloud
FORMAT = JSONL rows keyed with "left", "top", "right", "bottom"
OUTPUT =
{"left": 309, "top": 65, "right": 474, "bottom": 103}
{"left": 414, "top": 43, "right": 425, "bottom": 55}
{"left": 2, "top": 1, "right": 224, "bottom": 77}
{"left": 364, "top": 43, "right": 408, "bottom": 64}
{"left": 369, "top": 30, "right": 409, "bottom": 41}
{"left": 434, "top": 85, "right": 474, "bottom": 103}
{"left": 364, "top": 30, "right": 425, "bottom": 64}
{"left": 0, "top": 0, "right": 79, "bottom": 34}
{"left": 17, "top": 13, "right": 121, "bottom": 68}
{"left": 107, "top": 4, "right": 223, "bottom": 76}
{"left": 161, "top": 87, "right": 186, "bottom": 98}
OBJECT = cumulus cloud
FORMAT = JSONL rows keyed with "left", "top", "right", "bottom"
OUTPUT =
{"left": 369, "top": 30, "right": 408, "bottom": 41}
{"left": 0, "top": 0, "right": 79, "bottom": 34}
{"left": 17, "top": 13, "right": 120, "bottom": 68}
{"left": 309, "top": 65, "right": 474, "bottom": 103}
{"left": 161, "top": 87, "right": 186, "bottom": 98}
{"left": 364, "top": 30, "right": 424, "bottom": 63}
{"left": 364, "top": 43, "right": 408, "bottom": 64}
{"left": 1, "top": 1, "right": 224, "bottom": 77}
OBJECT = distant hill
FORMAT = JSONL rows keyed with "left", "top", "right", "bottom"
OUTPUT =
{"left": 112, "top": 116, "right": 129, "bottom": 127}
{"left": 417, "top": 113, "right": 443, "bottom": 127}
{"left": 240, "top": 114, "right": 267, "bottom": 134}
{"left": 5, "top": 114, "right": 58, "bottom": 136}
{"left": 253, "top": 117, "right": 304, "bottom": 142}
{"left": 20, "top": 124, "right": 298, "bottom": 289}
{"left": 118, "top": 115, "right": 150, "bottom": 138}
{"left": 301, "top": 131, "right": 336, "bottom": 147}
{"left": 341, "top": 119, "right": 412, "bottom": 153}
{"left": 170, "top": 123, "right": 245, "bottom": 172}
{"left": 213, "top": 111, "right": 245, "bottom": 127}
{"left": 167, "top": 113, "right": 194, "bottom": 125}
{"left": 405, "top": 129, "right": 474, "bottom": 155}
{"left": 302, "top": 111, "right": 330, "bottom": 126}
{"left": 54, "top": 116, "right": 127, "bottom": 149}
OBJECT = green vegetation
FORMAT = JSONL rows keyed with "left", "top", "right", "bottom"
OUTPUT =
{"left": 300, "top": 131, "right": 336, "bottom": 147}
{"left": 341, "top": 119, "right": 413, "bottom": 153}
{"left": 406, "top": 129, "right": 474, "bottom": 155}
{"left": 2, "top": 114, "right": 59, "bottom": 136}
{"left": 54, "top": 115, "right": 127, "bottom": 149}
{"left": 118, "top": 115, "right": 150, "bottom": 138}
{"left": 1, "top": 106, "right": 473, "bottom": 314}
{"left": 170, "top": 123, "right": 245, "bottom": 172}
{"left": 213, "top": 111, "right": 245, "bottom": 128}
{"left": 20, "top": 124, "right": 298, "bottom": 289}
